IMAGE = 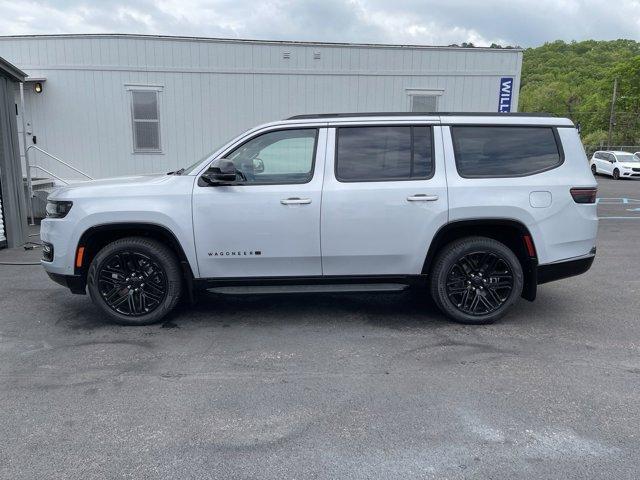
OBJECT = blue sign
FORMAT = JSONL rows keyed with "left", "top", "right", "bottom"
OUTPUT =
{"left": 498, "top": 77, "right": 514, "bottom": 113}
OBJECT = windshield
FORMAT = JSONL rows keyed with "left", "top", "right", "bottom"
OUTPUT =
{"left": 180, "top": 129, "right": 252, "bottom": 174}
{"left": 616, "top": 153, "right": 640, "bottom": 163}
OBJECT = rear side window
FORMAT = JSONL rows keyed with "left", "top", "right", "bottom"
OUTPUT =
{"left": 451, "top": 126, "right": 563, "bottom": 178}
{"left": 336, "top": 126, "right": 433, "bottom": 182}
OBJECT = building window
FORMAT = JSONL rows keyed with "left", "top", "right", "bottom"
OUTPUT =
{"left": 411, "top": 95, "right": 439, "bottom": 112}
{"left": 406, "top": 89, "right": 443, "bottom": 113}
{"left": 131, "top": 90, "right": 161, "bottom": 152}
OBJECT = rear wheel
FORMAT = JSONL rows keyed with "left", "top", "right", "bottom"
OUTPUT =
{"left": 613, "top": 168, "right": 620, "bottom": 180}
{"left": 429, "top": 236, "right": 523, "bottom": 324}
{"left": 87, "top": 237, "right": 182, "bottom": 325}
{"left": 591, "top": 164, "right": 597, "bottom": 175}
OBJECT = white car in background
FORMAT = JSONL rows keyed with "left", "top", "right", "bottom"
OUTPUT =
{"left": 590, "top": 151, "right": 640, "bottom": 179}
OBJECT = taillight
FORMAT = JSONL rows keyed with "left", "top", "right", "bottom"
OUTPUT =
{"left": 570, "top": 187, "right": 597, "bottom": 204}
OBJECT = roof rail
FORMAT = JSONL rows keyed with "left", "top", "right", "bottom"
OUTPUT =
{"left": 286, "top": 112, "right": 555, "bottom": 120}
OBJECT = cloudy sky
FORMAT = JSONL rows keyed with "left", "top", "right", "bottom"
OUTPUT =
{"left": 0, "top": 0, "right": 639, "bottom": 47}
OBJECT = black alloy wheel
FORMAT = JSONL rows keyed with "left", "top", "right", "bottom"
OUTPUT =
{"left": 445, "top": 251, "right": 514, "bottom": 316}
{"left": 613, "top": 168, "right": 620, "bottom": 180}
{"left": 97, "top": 250, "right": 168, "bottom": 316}
{"left": 87, "top": 237, "right": 182, "bottom": 325}
{"left": 430, "top": 236, "right": 523, "bottom": 324}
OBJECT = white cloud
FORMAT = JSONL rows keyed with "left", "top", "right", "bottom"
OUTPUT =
{"left": 0, "top": 0, "right": 638, "bottom": 46}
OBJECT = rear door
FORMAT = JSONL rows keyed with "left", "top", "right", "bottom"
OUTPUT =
{"left": 320, "top": 122, "right": 448, "bottom": 275}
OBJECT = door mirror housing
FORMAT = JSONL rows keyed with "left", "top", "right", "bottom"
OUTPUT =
{"left": 201, "top": 158, "right": 238, "bottom": 185}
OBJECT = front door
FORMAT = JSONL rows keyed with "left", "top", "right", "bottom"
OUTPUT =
{"left": 193, "top": 127, "right": 326, "bottom": 278}
{"left": 321, "top": 124, "right": 448, "bottom": 275}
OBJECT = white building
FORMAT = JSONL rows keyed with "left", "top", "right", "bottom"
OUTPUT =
{"left": 0, "top": 34, "right": 522, "bottom": 183}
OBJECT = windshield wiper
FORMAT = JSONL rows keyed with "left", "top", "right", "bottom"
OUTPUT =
{"left": 167, "top": 168, "right": 185, "bottom": 176}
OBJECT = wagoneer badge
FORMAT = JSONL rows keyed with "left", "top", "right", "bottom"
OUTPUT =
{"left": 208, "top": 251, "right": 262, "bottom": 257}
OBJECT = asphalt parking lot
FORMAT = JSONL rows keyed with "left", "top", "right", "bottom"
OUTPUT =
{"left": 1, "top": 176, "right": 639, "bottom": 479}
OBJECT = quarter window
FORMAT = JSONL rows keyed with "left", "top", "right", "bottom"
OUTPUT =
{"left": 336, "top": 126, "right": 434, "bottom": 182}
{"left": 223, "top": 129, "right": 317, "bottom": 184}
{"left": 131, "top": 90, "right": 161, "bottom": 152}
{"left": 451, "top": 126, "right": 562, "bottom": 178}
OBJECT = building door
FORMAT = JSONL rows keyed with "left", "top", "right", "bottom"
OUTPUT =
{"left": 192, "top": 127, "right": 327, "bottom": 278}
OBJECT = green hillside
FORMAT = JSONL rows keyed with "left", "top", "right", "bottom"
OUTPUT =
{"left": 520, "top": 40, "right": 640, "bottom": 146}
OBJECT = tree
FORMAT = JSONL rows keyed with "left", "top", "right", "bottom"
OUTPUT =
{"left": 520, "top": 40, "right": 640, "bottom": 145}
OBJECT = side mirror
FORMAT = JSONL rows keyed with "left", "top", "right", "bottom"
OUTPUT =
{"left": 201, "top": 158, "right": 237, "bottom": 185}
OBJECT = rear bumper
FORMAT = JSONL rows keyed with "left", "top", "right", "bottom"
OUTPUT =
{"left": 46, "top": 272, "right": 86, "bottom": 295}
{"left": 537, "top": 251, "right": 595, "bottom": 285}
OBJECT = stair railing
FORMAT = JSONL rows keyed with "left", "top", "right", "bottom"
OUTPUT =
{"left": 25, "top": 145, "right": 94, "bottom": 225}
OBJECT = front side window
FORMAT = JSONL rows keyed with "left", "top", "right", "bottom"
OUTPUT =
{"left": 336, "top": 126, "right": 434, "bottom": 182}
{"left": 131, "top": 90, "right": 161, "bottom": 152}
{"left": 451, "top": 126, "right": 562, "bottom": 178}
{"left": 223, "top": 129, "right": 317, "bottom": 184}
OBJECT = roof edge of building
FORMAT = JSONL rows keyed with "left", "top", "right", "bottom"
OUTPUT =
{"left": 0, "top": 56, "right": 26, "bottom": 82}
{"left": 0, "top": 33, "right": 524, "bottom": 52}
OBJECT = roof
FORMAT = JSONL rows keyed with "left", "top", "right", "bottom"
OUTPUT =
{"left": 0, "top": 33, "right": 523, "bottom": 53}
{"left": 288, "top": 112, "right": 554, "bottom": 120}
{"left": 0, "top": 56, "right": 26, "bottom": 82}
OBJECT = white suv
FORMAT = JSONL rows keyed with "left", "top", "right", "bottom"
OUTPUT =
{"left": 590, "top": 150, "right": 640, "bottom": 179}
{"left": 41, "top": 113, "right": 598, "bottom": 325}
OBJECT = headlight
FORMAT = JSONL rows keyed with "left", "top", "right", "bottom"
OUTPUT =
{"left": 45, "top": 200, "right": 73, "bottom": 218}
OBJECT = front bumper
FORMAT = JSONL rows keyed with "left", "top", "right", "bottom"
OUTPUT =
{"left": 46, "top": 272, "right": 86, "bottom": 295}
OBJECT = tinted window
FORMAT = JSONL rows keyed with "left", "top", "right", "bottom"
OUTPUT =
{"left": 451, "top": 126, "right": 562, "bottom": 177}
{"left": 224, "top": 129, "right": 317, "bottom": 184}
{"left": 336, "top": 126, "right": 433, "bottom": 181}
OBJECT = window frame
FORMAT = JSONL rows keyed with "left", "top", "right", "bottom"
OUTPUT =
{"left": 334, "top": 125, "right": 436, "bottom": 183}
{"left": 450, "top": 125, "right": 565, "bottom": 179}
{"left": 202, "top": 127, "right": 319, "bottom": 186}
{"left": 406, "top": 88, "right": 444, "bottom": 113}
{"left": 129, "top": 87, "right": 163, "bottom": 154}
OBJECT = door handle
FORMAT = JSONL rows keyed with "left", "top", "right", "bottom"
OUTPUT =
{"left": 281, "top": 197, "right": 312, "bottom": 205}
{"left": 407, "top": 194, "right": 439, "bottom": 202}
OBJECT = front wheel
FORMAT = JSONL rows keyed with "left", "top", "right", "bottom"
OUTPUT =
{"left": 87, "top": 237, "right": 182, "bottom": 325}
{"left": 591, "top": 164, "right": 597, "bottom": 175}
{"left": 429, "top": 236, "right": 523, "bottom": 324}
{"left": 613, "top": 168, "right": 620, "bottom": 180}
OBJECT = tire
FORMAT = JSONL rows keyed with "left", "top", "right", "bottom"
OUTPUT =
{"left": 429, "top": 236, "right": 523, "bottom": 325}
{"left": 591, "top": 164, "right": 597, "bottom": 175}
{"left": 87, "top": 237, "right": 182, "bottom": 325}
{"left": 613, "top": 168, "right": 620, "bottom": 180}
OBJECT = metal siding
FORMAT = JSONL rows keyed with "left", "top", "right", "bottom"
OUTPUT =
{"left": 0, "top": 36, "right": 521, "bottom": 180}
